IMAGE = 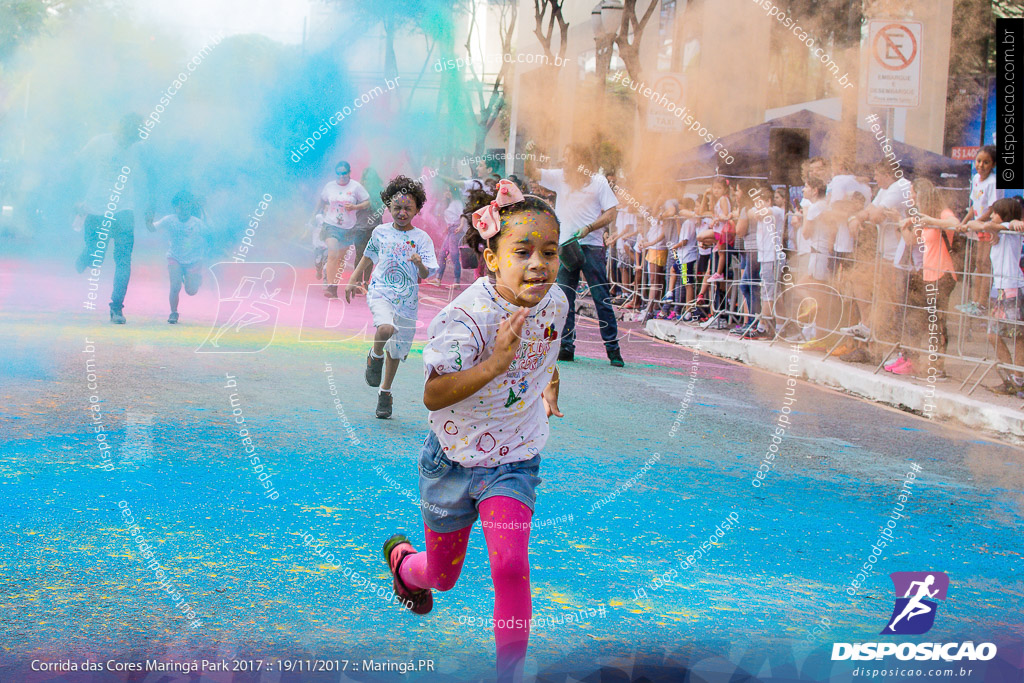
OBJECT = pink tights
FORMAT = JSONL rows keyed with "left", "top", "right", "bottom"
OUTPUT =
{"left": 397, "top": 496, "right": 533, "bottom": 682}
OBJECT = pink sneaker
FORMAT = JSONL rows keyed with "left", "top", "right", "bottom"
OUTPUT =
{"left": 890, "top": 359, "right": 913, "bottom": 375}
{"left": 708, "top": 272, "right": 724, "bottom": 282}
{"left": 666, "top": 311, "right": 679, "bottom": 321}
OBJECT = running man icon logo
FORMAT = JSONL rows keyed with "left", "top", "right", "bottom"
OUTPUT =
{"left": 881, "top": 572, "right": 949, "bottom": 635}
{"left": 197, "top": 262, "right": 295, "bottom": 353}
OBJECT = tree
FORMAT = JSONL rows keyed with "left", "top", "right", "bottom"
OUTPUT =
{"left": 612, "top": 0, "right": 660, "bottom": 117}
{"left": 456, "top": 0, "right": 518, "bottom": 155}
{"left": 784, "top": 0, "right": 865, "bottom": 159}
{"left": 0, "top": 0, "right": 84, "bottom": 65}
{"left": 524, "top": 0, "right": 570, "bottom": 159}
{"left": 532, "top": 0, "right": 569, "bottom": 64}
{"left": 345, "top": 0, "right": 445, "bottom": 82}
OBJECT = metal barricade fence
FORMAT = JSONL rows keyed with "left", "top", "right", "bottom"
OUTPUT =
{"left": 606, "top": 218, "right": 1024, "bottom": 398}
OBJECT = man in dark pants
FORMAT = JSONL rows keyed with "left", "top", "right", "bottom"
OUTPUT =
{"left": 75, "top": 114, "right": 150, "bottom": 324}
{"left": 534, "top": 145, "right": 624, "bottom": 366}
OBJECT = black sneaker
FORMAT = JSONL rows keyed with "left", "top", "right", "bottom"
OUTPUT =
{"left": 168, "top": 312, "right": 179, "bottom": 324}
{"left": 365, "top": 352, "right": 384, "bottom": 387}
{"left": 376, "top": 391, "right": 393, "bottom": 419}
{"left": 608, "top": 350, "right": 624, "bottom": 367}
{"left": 110, "top": 309, "right": 126, "bottom": 324}
{"left": 557, "top": 349, "right": 574, "bottom": 362}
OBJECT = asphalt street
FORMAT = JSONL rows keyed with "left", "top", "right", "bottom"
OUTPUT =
{"left": 1, "top": 257, "right": 1021, "bottom": 681}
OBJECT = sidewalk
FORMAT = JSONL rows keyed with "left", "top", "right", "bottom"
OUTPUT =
{"left": 642, "top": 317, "right": 1024, "bottom": 444}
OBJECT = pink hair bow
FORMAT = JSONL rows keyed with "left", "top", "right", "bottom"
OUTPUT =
{"left": 472, "top": 179, "right": 525, "bottom": 239}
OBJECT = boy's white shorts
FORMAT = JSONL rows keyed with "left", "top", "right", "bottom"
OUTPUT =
{"left": 367, "top": 294, "right": 417, "bottom": 361}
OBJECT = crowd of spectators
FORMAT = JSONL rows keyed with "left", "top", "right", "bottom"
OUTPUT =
{"left": 589, "top": 148, "right": 1024, "bottom": 395}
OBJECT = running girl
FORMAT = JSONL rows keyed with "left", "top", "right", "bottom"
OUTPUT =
{"left": 345, "top": 176, "right": 439, "bottom": 419}
{"left": 382, "top": 179, "right": 567, "bottom": 683}
{"left": 147, "top": 191, "right": 206, "bottom": 324}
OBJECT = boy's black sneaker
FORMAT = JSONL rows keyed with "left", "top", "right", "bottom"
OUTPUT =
{"left": 376, "top": 391, "right": 393, "bottom": 419}
{"left": 557, "top": 349, "right": 574, "bottom": 362}
{"left": 365, "top": 352, "right": 384, "bottom": 387}
{"left": 110, "top": 309, "right": 126, "bottom": 324}
{"left": 608, "top": 350, "right": 625, "bottom": 367}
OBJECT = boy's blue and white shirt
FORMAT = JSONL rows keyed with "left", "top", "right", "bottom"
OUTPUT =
{"left": 363, "top": 222, "right": 438, "bottom": 317}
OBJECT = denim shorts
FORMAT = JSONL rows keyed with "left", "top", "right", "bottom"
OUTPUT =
{"left": 417, "top": 431, "right": 542, "bottom": 533}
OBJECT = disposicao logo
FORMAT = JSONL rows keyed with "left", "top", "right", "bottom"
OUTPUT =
{"left": 882, "top": 571, "right": 948, "bottom": 635}
{"left": 832, "top": 572, "right": 997, "bottom": 662}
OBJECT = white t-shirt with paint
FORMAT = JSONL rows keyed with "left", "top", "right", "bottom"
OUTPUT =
{"left": 363, "top": 223, "right": 439, "bottom": 318}
{"left": 422, "top": 277, "right": 569, "bottom": 467}
{"left": 538, "top": 168, "right": 619, "bottom": 246}
{"left": 321, "top": 180, "right": 370, "bottom": 230}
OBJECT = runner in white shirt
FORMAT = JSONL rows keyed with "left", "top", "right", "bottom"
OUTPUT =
{"left": 311, "top": 160, "right": 371, "bottom": 298}
{"left": 345, "top": 176, "right": 438, "bottom": 419}
{"left": 147, "top": 191, "right": 207, "bottom": 324}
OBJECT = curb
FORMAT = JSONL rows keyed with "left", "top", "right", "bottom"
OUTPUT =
{"left": 645, "top": 319, "right": 1024, "bottom": 444}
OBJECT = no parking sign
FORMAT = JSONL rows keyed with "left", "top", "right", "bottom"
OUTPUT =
{"left": 866, "top": 20, "right": 923, "bottom": 107}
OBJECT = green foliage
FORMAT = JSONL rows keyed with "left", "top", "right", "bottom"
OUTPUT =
{"left": 0, "top": 0, "right": 51, "bottom": 63}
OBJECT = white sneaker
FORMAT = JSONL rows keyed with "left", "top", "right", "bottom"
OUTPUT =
{"left": 840, "top": 323, "right": 871, "bottom": 339}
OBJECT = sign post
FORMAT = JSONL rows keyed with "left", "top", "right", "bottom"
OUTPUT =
{"left": 644, "top": 71, "right": 686, "bottom": 133}
{"left": 866, "top": 20, "right": 924, "bottom": 108}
